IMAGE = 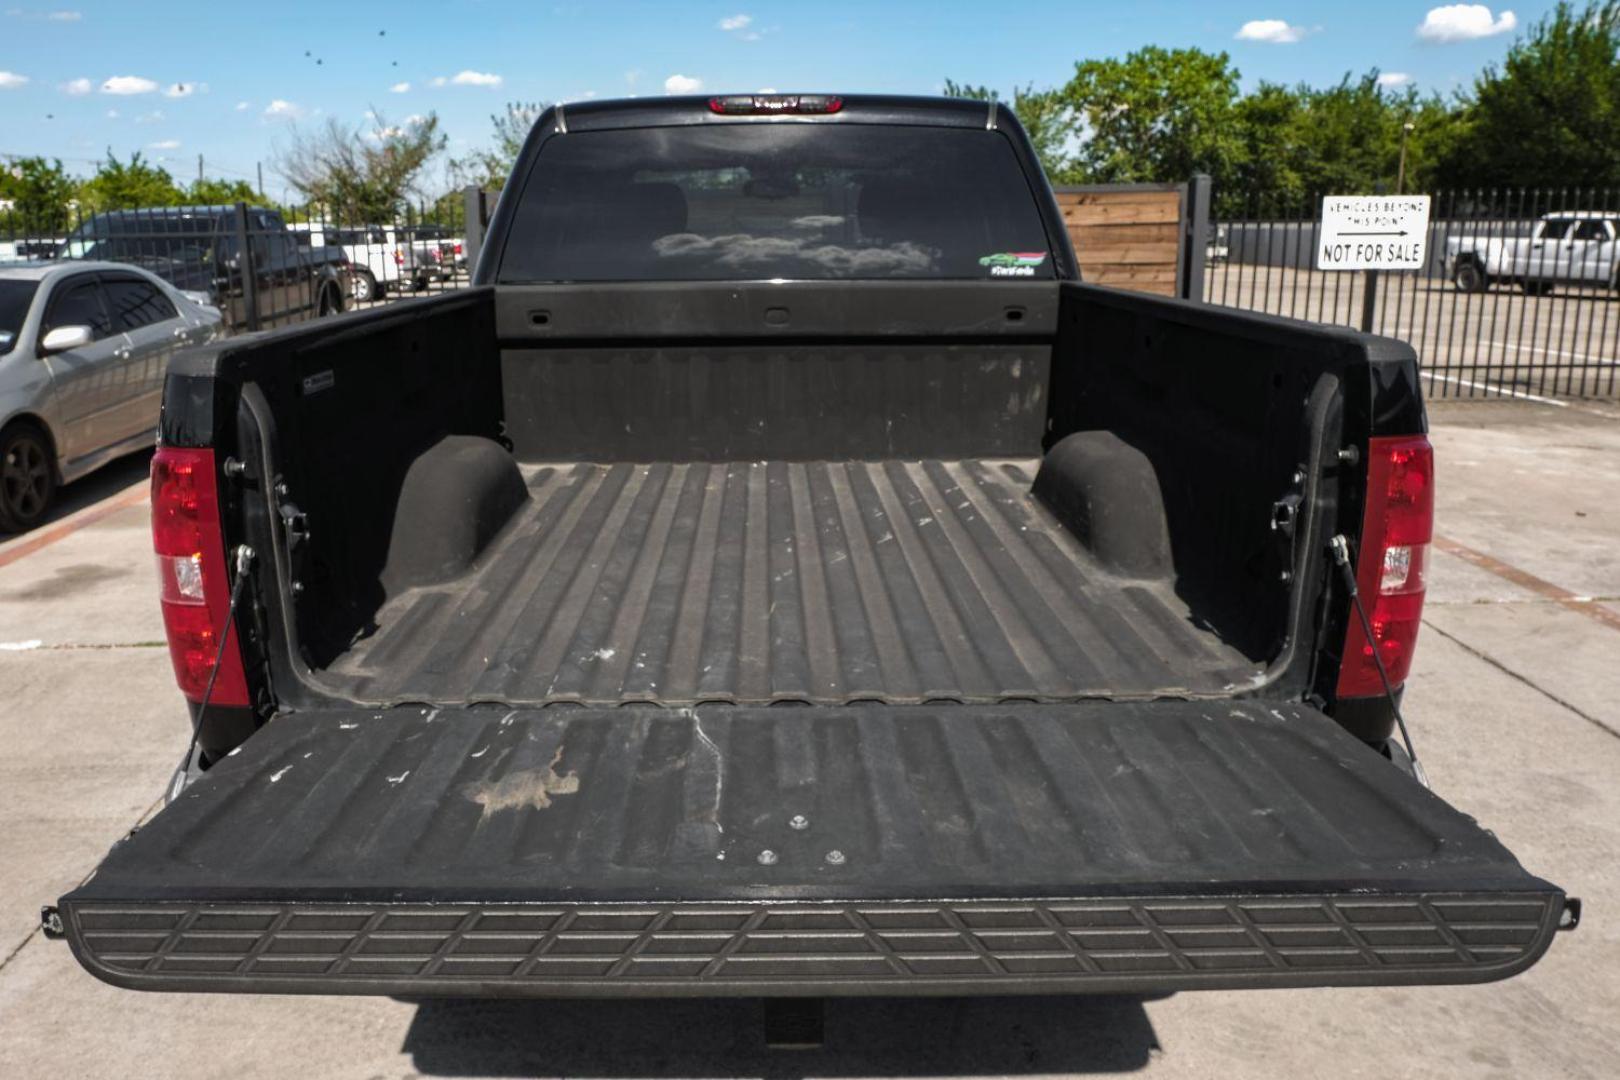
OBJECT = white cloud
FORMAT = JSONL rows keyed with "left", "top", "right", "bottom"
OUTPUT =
{"left": 4, "top": 7, "right": 81, "bottom": 19}
{"left": 448, "top": 69, "right": 502, "bottom": 87}
{"left": 105, "top": 108, "right": 118, "bottom": 118}
{"left": 100, "top": 74, "right": 158, "bottom": 95}
{"left": 1377, "top": 72, "right": 1415, "bottom": 87}
{"left": 1417, "top": 5, "right": 1516, "bottom": 43}
{"left": 756, "top": 87, "right": 778, "bottom": 93}
{"left": 263, "top": 98, "right": 303, "bottom": 119}
{"left": 133, "top": 109, "right": 163, "bottom": 124}
{"left": 664, "top": 73, "right": 703, "bottom": 94}
{"left": 717, "top": 13, "right": 751, "bottom": 31}
{"left": 60, "top": 76, "right": 91, "bottom": 94}
{"left": 163, "top": 81, "right": 205, "bottom": 98}
{"left": 389, "top": 81, "right": 410, "bottom": 93}
{"left": 428, "top": 75, "right": 447, "bottom": 87}
{"left": 0, "top": 70, "right": 30, "bottom": 89}
{"left": 234, "top": 100, "right": 250, "bottom": 111}
{"left": 148, "top": 138, "right": 180, "bottom": 149}
{"left": 1235, "top": 19, "right": 1307, "bottom": 43}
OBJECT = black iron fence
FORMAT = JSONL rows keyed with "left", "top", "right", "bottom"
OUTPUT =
{"left": 2, "top": 198, "right": 472, "bottom": 333}
{"left": 1205, "top": 188, "right": 1620, "bottom": 400}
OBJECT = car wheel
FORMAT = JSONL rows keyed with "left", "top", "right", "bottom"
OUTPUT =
{"left": 1451, "top": 261, "right": 1486, "bottom": 293}
{"left": 1522, "top": 280, "right": 1552, "bottom": 297}
{"left": 352, "top": 270, "right": 376, "bottom": 303}
{"left": 0, "top": 422, "right": 58, "bottom": 534}
{"left": 318, "top": 284, "right": 342, "bottom": 317}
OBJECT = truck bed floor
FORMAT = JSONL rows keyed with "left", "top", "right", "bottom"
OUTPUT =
{"left": 323, "top": 459, "right": 1262, "bottom": 705}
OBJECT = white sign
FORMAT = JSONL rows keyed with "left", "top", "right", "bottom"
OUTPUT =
{"left": 1317, "top": 195, "right": 1431, "bottom": 271}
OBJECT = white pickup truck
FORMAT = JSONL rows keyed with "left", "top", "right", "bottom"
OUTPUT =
{"left": 1445, "top": 211, "right": 1619, "bottom": 294}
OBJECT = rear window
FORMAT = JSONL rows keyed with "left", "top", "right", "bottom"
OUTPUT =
{"left": 498, "top": 124, "right": 1054, "bottom": 282}
{"left": 0, "top": 280, "right": 38, "bottom": 355}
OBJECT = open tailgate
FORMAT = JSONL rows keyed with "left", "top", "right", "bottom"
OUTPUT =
{"left": 60, "top": 701, "right": 1568, "bottom": 996}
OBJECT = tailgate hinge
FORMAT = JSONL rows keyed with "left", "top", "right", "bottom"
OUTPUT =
{"left": 1270, "top": 465, "right": 1308, "bottom": 580}
{"left": 274, "top": 481, "right": 311, "bottom": 594}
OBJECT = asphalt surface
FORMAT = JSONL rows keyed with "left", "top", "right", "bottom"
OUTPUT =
{"left": 0, "top": 400, "right": 1616, "bottom": 1079}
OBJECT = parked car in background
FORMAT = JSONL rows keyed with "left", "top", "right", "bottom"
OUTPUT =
{"left": 0, "top": 260, "right": 221, "bottom": 532}
{"left": 1445, "top": 211, "right": 1620, "bottom": 294}
{"left": 57, "top": 206, "right": 350, "bottom": 330}
{"left": 0, "top": 237, "right": 64, "bottom": 263}
{"left": 399, "top": 222, "right": 465, "bottom": 281}
{"left": 288, "top": 222, "right": 433, "bottom": 301}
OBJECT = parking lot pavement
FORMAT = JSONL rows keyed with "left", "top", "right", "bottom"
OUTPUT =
{"left": 0, "top": 401, "right": 1616, "bottom": 1079}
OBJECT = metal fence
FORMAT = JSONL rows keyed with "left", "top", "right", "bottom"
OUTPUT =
{"left": 1206, "top": 189, "right": 1620, "bottom": 400}
{"left": 1, "top": 198, "right": 472, "bottom": 334}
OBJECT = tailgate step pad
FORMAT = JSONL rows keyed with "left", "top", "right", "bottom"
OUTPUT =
{"left": 63, "top": 701, "right": 1564, "bottom": 996}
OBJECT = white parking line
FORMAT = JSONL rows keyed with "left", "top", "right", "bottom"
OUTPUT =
{"left": 1419, "top": 370, "right": 1570, "bottom": 407}
{"left": 1484, "top": 339, "right": 1620, "bottom": 367}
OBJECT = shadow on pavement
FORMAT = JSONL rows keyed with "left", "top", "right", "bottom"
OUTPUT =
{"left": 0, "top": 448, "right": 153, "bottom": 540}
{"left": 403, "top": 994, "right": 1160, "bottom": 1077}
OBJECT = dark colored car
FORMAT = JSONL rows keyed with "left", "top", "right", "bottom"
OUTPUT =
{"left": 58, "top": 206, "right": 349, "bottom": 330}
{"left": 53, "top": 95, "right": 1572, "bottom": 1018}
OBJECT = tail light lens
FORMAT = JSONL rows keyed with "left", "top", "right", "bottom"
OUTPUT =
{"left": 151, "top": 447, "right": 250, "bottom": 706}
{"left": 1336, "top": 435, "right": 1434, "bottom": 697}
{"left": 394, "top": 248, "right": 404, "bottom": 266}
{"left": 708, "top": 94, "right": 843, "bottom": 115}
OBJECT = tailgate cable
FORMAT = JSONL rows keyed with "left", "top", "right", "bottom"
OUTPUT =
{"left": 172, "top": 544, "right": 256, "bottom": 796}
{"left": 1329, "top": 534, "right": 1429, "bottom": 789}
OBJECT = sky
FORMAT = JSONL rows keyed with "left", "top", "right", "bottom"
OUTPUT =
{"left": 0, "top": 1, "right": 1557, "bottom": 201}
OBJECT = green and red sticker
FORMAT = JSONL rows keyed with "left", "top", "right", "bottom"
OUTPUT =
{"left": 978, "top": 251, "right": 1046, "bottom": 277}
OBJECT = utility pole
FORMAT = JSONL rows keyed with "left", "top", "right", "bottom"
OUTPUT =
{"left": 1396, "top": 121, "right": 1414, "bottom": 194}
{"left": 197, "top": 153, "right": 203, "bottom": 184}
{"left": 256, "top": 162, "right": 264, "bottom": 198}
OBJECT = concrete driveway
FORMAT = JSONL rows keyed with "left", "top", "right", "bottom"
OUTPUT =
{"left": 0, "top": 401, "right": 1616, "bottom": 1079}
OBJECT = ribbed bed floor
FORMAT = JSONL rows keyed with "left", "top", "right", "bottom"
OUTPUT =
{"left": 322, "top": 459, "right": 1263, "bottom": 704}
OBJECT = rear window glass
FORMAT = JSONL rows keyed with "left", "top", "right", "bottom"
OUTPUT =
{"left": 0, "top": 280, "right": 38, "bottom": 355}
{"left": 498, "top": 124, "right": 1054, "bottom": 282}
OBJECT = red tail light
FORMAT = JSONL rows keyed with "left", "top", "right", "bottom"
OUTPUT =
{"left": 1336, "top": 435, "right": 1434, "bottom": 697}
{"left": 708, "top": 94, "right": 843, "bottom": 115}
{"left": 151, "top": 447, "right": 250, "bottom": 706}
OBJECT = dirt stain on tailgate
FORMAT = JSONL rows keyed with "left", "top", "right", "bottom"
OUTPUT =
{"left": 464, "top": 745, "right": 580, "bottom": 820}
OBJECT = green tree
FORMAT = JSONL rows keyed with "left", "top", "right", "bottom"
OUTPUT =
{"left": 278, "top": 112, "right": 448, "bottom": 222}
{"left": 451, "top": 101, "right": 547, "bottom": 189}
{"left": 1222, "top": 74, "right": 1468, "bottom": 210}
{"left": 76, "top": 150, "right": 184, "bottom": 212}
{"left": 187, "top": 176, "right": 261, "bottom": 205}
{"left": 1058, "top": 46, "right": 1245, "bottom": 189}
{"left": 942, "top": 80, "right": 1078, "bottom": 178}
{"left": 1437, "top": 1, "right": 1620, "bottom": 188}
{"left": 0, "top": 156, "right": 78, "bottom": 236}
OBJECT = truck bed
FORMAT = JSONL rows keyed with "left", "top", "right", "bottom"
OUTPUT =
{"left": 321, "top": 458, "right": 1262, "bottom": 706}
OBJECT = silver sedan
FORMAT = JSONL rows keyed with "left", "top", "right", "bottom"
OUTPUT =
{"left": 0, "top": 261, "right": 223, "bottom": 532}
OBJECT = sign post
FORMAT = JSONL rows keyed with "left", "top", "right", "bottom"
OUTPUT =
{"left": 1316, "top": 195, "right": 1432, "bottom": 333}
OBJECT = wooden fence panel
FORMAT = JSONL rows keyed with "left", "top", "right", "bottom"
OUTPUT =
{"left": 1054, "top": 185, "right": 1186, "bottom": 296}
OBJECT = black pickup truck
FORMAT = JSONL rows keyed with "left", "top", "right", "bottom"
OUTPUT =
{"left": 55, "top": 95, "right": 1572, "bottom": 1004}
{"left": 58, "top": 205, "right": 351, "bottom": 330}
